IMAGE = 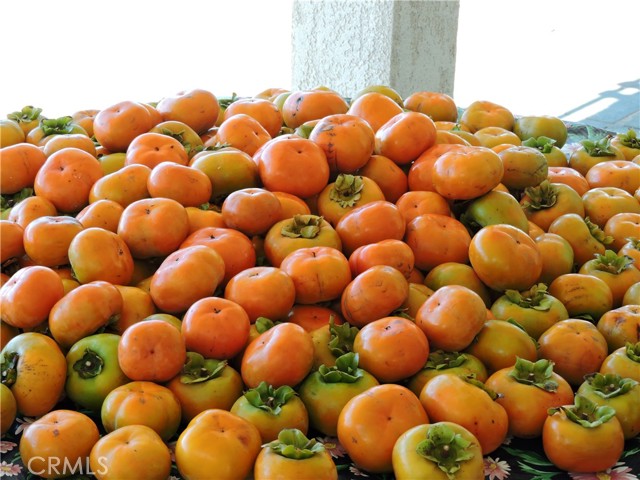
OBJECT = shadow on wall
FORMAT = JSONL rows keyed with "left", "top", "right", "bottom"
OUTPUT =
{"left": 559, "top": 79, "right": 640, "bottom": 134}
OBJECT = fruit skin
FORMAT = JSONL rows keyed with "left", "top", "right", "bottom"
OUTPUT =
{"left": 0, "top": 383, "right": 17, "bottom": 434}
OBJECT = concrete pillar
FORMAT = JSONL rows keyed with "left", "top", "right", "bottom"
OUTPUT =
{"left": 291, "top": 0, "right": 460, "bottom": 99}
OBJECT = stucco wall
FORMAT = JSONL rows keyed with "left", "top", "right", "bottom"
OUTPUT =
{"left": 291, "top": 0, "right": 459, "bottom": 99}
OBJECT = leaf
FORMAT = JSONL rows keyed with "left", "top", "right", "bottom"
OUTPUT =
{"left": 517, "top": 462, "right": 561, "bottom": 480}
{"left": 503, "top": 447, "right": 554, "bottom": 467}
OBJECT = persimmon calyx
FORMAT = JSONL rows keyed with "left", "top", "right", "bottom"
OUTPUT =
{"left": 266, "top": 428, "right": 326, "bottom": 459}
{"left": 317, "top": 352, "right": 363, "bottom": 384}
{"left": 504, "top": 284, "right": 553, "bottom": 311}
{"left": 7, "top": 105, "right": 43, "bottom": 124}
{"left": 329, "top": 174, "right": 364, "bottom": 208}
{"left": 179, "top": 352, "right": 226, "bottom": 384}
{"left": 0, "top": 351, "right": 19, "bottom": 387}
{"left": 508, "top": 357, "right": 559, "bottom": 392}
{"left": 624, "top": 341, "right": 640, "bottom": 362}
{"left": 522, "top": 180, "right": 558, "bottom": 210}
{"left": 40, "top": 116, "right": 75, "bottom": 137}
{"left": 281, "top": 215, "right": 324, "bottom": 239}
{"left": 328, "top": 318, "right": 358, "bottom": 357}
{"left": 580, "top": 136, "right": 617, "bottom": 157}
{"left": 425, "top": 350, "right": 468, "bottom": 370}
{"left": 73, "top": 348, "right": 104, "bottom": 379}
{"left": 582, "top": 372, "right": 638, "bottom": 399}
{"left": 592, "top": 250, "right": 635, "bottom": 274}
{"left": 460, "top": 373, "right": 501, "bottom": 400}
{"left": 548, "top": 394, "right": 616, "bottom": 428}
{"left": 415, "top": 423, "right": 476, "bottom": 480}
{"left": 617, "top": 128, "right": 639, "bottom": 149}
{"left": 522, "top": 136, "right": 557, "bottom": 154}
{"left": 243, "top": 381, "right": 296, "bottom": 416}
{"left": 584, "top": 217, "right": 614, "bottom": 245}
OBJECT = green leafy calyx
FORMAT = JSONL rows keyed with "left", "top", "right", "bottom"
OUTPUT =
{"left": 328, "top": 318, "right": 359, "bottom": 358}
{"left": 266, "top": 428, "right": 325, "bottom": 460}
{"left": 522, "top": 180, "right": 558, "bottom": 210}
{"left": 580, "top": 136, "right": 617, "bottom": 157}
{"left": 522, "top": 136, "right": 557, "bottom": 154}
{"left": 243, "top": 381, "right": 296, "bottom": 416}
{"left": 317, "top": 352, "right": 363, "bottom": 384}
{"left": 329, "top": 174, "right": 365, "bottom": 208}
{"left": 73, "top": 348, "right": 105, "bottom": 379}
{"left": 509, "top": 357, "right": 559, "bottom": 392}
{"left": 504, "top": 284, "right": 553, "bottom": 311}
{"left": 425, "top": 350, "right": 468, "bottom": 370}
{"left": 179, "top": 352, "right": 227, "bottom": 384}
{"left": 548, "top": 394, "right": 617, "bottom": 428}
{"left": 415, "top": 423, "right": 476, "bottom": 480}
{"left": 584, "top": 217, "right": 614, "bottom": 245}
{"left": 583, "top": 372, "right": 638, "bottom": 399}
{"left": 591, "top": 250, "right": 635, "bottom": 274}
{"left": 281, "top": 215, "right": 324, "bottom": 239}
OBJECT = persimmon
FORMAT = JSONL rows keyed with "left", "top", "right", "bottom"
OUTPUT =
{"left": 93, "top": 101, "right": 153, "bottom": 153}
{"left": 0, "top": 220, "right": 24, "bottom": 264}
{"left": 603, "top": 212, "right": 640, "bottom": 251}
{"left": 374, "top": 111, "right": 437, "bottom": 165}
{"left": 0, "top": 265, "right": 65, "bottom": 329}
{"left": 340, "top": 265, "right": 409, "bottom": 327}
{"left": 49, "top": 280, "right": 123, "bottom": 349}
{"left": 214, "top": 113, "right": 272, "bottom": 157}
{"left": 407, "top": 143, "right": 469, "bottom": 192}
{"left": 538, "top": 319, "right": 609, "bottom": 386}
{"left": 585, "top": 160, "right": 640, "bottom": 194}
{"left": 224, "top": 97, "right": 283, "bottom": 137}
{"left": 180, "top": 226, "right": 256, "bottom": 285}
{"left": 33, "top": 147, "right": 103, "bottom": 213}
{"left": 335, "top": 200, "right": 406, "bottom": 256}
{"left": 0, "top": 142, "right": 47, "bottom": 194}
{"left": 118, "top": 320, "right": 186, "bottom": 382}
{"left": 155, "top": 88, "right": 220, "bottom": 134}
{"left": 582, "top": 186, "right": 640, "bottom": 229}
{"left": 189, "top": 147, "right": 259, "bottom": 204}
{"left": 257, "top": 136, "right": 330, "bottom": 199}
{"left": 356, "top": 154, "right": 408, "bottom": 203}
{"left": 146, "top": 161, "right": 212, "bottom": 207}
{"left": 125, "top": 132, "right": 189, "bottom": 169}
{"left": 221, "top": 187, "right": 282, "bottom": 236}
{"left": 404, "top": 91, "right": 458, "bottom": 122}
{"left": 181, "top": 296, "right": 251, "bottom": 360}
{"left": 347, "top": 92, "right": 403, "bottom": 133}
{"left": 309, "top": 114, "right": 375, "bottom": 174}
{"left": 272, "top": 191, "right": 312, "bottom": 220}
{"left": 75, "top": 199, "right": 124, "bottom": 232}
{"left": 395, "top": 190, "right": 451, "bottom": 224}
{"left": 117, "top": 197, "right": 190, "bottom": 259}
{"left": 547, "top": 166, "right": 590, "bottom": 196}
{"left": 89, "top": 163, "right": 151, "bottom": 208}
{"left": 404, "top": 213, "right": 471, "bottom": 272}
{"left": 431, "top": 145, "right": 504, "bottom": 200}
{"left": 354, "top": 316, "right": 429, "bottom": 383}
{"left": 459, "top": 100, "right": 515, "bottom": 133}
{"left": 415, "top": 285, "right": 486, "bottom": 352}
{"left": 42, "top": 133, "right": 97, "bottom": 158}
{"left": 68, "top": 227, "right": 134, "bottom": 285}
{"left": 224, "top": 266, "right": 296, "bottom": 323}
{"left": 474, "top": 126, "right": 521, "bottom": 148}
{"left": 281, "top": 89, "right": 349, "bottom": 129}
{"left": 149, "top": 244, "right": 226, "bottom": 314}
{"left": 111, "top": 285, "right": 157, "bottom": 334}
{"left": 280, "top": 246, "right": 352, "bottom": 305}
{"left": 22, "top": 215, "right": 84, "bottom": 267}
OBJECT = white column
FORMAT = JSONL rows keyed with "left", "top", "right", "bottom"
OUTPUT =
{"left": 291, "top": 0, "right": 460, "bottom": 99}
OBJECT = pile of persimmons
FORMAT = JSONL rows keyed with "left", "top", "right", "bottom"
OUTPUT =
{"left": 0, "top": 85, "right": 639, "bottom": 480}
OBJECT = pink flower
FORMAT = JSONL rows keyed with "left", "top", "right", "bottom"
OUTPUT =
{"left": 569, "top": 463, "right": 637, "bottom": 480}
{"left": 166, "top": 441, "right": 177, "bottom": 463}
{"left": 484, "top": 456, "right": 511, "bottom": 480}
{"left": 315, "top": 436, "right": 347, "bottom": 459}
{"left": 0, "top": 461, "right": 22, "bottom": 477}
{"left": 13, "top": 417, "right": 35, "bottom": 436}
{"left": 0, "top": 442, "right": 16, "bottom": 454}
{"left": 349, "top": 465, "right": 369, "bottom": 477}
